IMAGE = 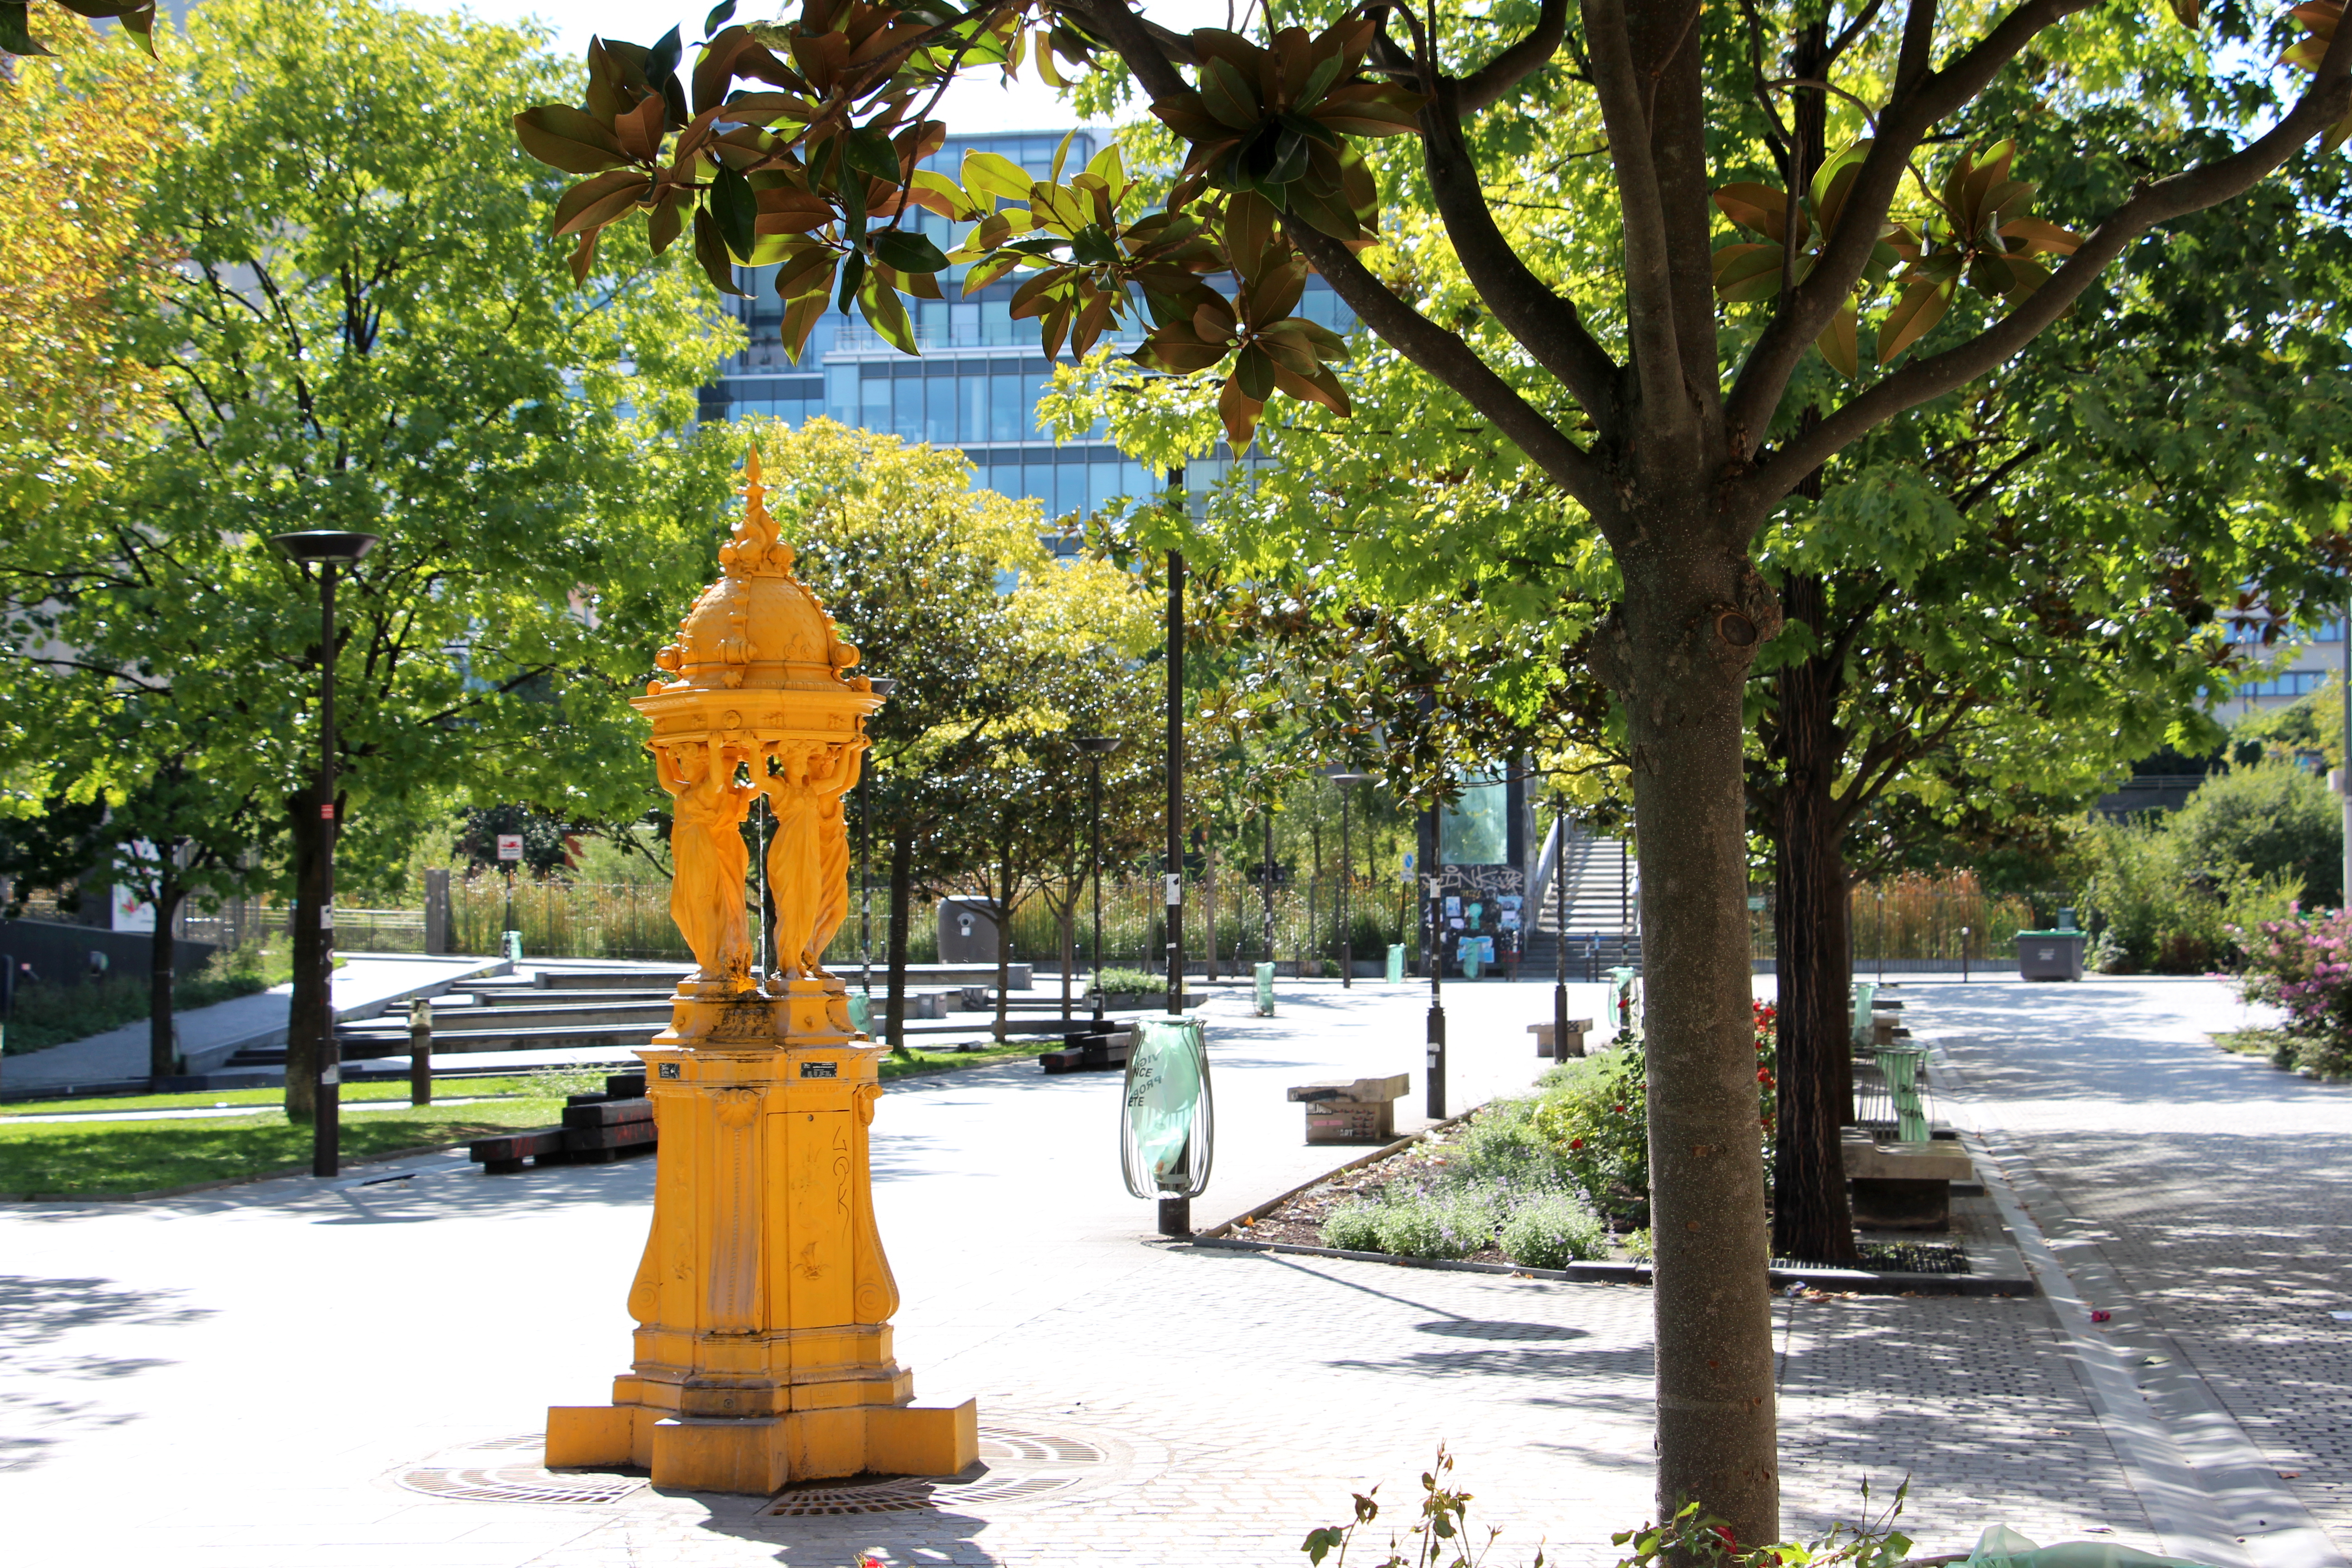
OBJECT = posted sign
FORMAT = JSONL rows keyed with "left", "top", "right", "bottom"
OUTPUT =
{"left": 495, "top": 834, "right": 524, "bottom": 863}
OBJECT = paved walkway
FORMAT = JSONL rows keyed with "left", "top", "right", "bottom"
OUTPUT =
{"left": 1, "top": 954, "right": 508, "bottom": 1091}
{"left": 1, "top": 973, "right": 2342, "bottom": 1566}
{"left": 1905, "top": 976, "right": 2352, "bottom": 1567}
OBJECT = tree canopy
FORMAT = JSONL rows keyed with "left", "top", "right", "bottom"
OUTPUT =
{"left": 514, "top": 0, "right": 2352, "bottom": 1538}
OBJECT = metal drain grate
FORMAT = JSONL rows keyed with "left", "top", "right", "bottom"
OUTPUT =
{"left": 756, "top": 1423, "right": 1112, "bottom": 1518}
{"left": 400, "top": 1465, "right": 643, "bottom": 1506}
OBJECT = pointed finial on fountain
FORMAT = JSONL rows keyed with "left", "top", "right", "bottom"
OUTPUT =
{"left": 723, "top": 441, "right": 795, "bottom": 578}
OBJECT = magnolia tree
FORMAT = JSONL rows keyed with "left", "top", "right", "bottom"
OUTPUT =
{"left": 509, "top": 0, "right": 2352, "bottom": 1539}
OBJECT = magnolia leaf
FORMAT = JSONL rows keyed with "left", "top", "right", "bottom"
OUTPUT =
{"left": 647, "top": 190, "right": 684, "bottom": 255}
{"left": 961, "top": 252, "right": 1024, "bottom": 296}
{"left": 1201, "top": 56, "right": 1264, "bottom": 131}
{"left": 1051, "top": 126, "right": 1077, "bottom": 184}
{"left": 1711, "top": 243, "right": 1784, "bottom": 303}
{"left": 844, "top": 126, "right": 903, "bottom": 184}
{"left": 1235, "top": 343, "right": 1278, "bottom": 400}
{"left": 2000, "top": 216, "right": 2081, "bottom": 255}
{"left": 779, "top": 290, "right": 827, "bottom": 362}
{"left": 1226, "top": 189, "right": 1280, "bottom": 280}
{"left": 857, "top": 269, "right": 917, "bottom": 353}
{"left": 712, "top": 161, "right": 757, "bottom": 260}
{"left": 553, "top": 170, "right": 652, "bottom": 237}
{"left": 2167, "top": 0, "right": 2200, "bottom": 24}
{"left": 1714, "top": 182, "right": 1789, "bottom": 242}
{"left": 772, "top": 240, "right": 838, "bottom": 300}
{"left": 1877, "top": 279, "right": 1952, "bottom": 363}
{"left": 1218, "top": 374, "right": 1264, "bottom": 449}
{"left": 1817, "top": 303, "right": 1858, "bottom": 379}
{"left": 872, "top": 228, "right": 950, "bottom": 274}
{"left": 567, "top": 227, "right": 600, "bottom": 285}
{"left": 515, "top": 106, "right": 629, "bottom": 174}
{"left": 691, "top": 206, "right": 749, "bottom": 296}
{"left": 963, "top": 149, "right": 1034, "bottom": 204}
{"left": 704, "top": 0, "right": 736, "bottom": 34}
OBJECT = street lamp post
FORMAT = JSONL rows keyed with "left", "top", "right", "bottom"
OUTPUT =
{"left": 1162, "top": 468, "right": 1188, "bottom": 1240}
{"left": 1073, "top": 736, "right": 1120, "bottom": 1022}
{"left": 1553, "top": 799, "right": 1573, "bottom": 1061}
{"left": 1420, "top": 808, "right": 1446, "bottom": 1120}
{"left": 273, "top": 529, "right": 378, "bottom": 1181}
{"left": 859, "top": 676, "right": 896, "bottom": 1013}
{"left": 1324, "top": 767, "right": 1368, "bottom": 987}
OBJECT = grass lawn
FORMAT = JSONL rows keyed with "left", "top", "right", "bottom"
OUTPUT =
{"left": 0, "top": 1097, "right": 568, "bottom": 1197}
{"left": 0, "top": 1074, "right": 578, "bottom": 1118}
{"left": 879, "top": 1039, "right": 1049, "bottom": 1078}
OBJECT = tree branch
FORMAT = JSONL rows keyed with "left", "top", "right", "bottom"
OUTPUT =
{"left": 1455, "top": 0, "right": 1572, "bottom": 112}
{"left": 1724, "top": 0, "right": 2102, "bottom": 448}
{"left": 1288, "top": 225, "right": 1616, "bottom": 523}
{"left": 1754, "top": 47, "right": 2352, "bottom": 506}
{"left": 1580, "top": 0, "right": 1691, "bottom": 448}
{"left": 1419, "top": 81, "right": 1621, "bottom": 425}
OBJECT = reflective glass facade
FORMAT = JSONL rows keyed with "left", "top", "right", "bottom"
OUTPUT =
{"left": 699, "top": 128, "right": 1355, "bottom": 544}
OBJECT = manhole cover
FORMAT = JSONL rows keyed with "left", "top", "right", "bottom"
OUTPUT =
{"left": 393, "top": 1435, "right": 644, "bottom": 1507}
{"left": 757, "top": 1422, "right": 1127, "bottom": 1517}
{"left": 1413, "top": 1319, "right": 1586, "bottom": 1341}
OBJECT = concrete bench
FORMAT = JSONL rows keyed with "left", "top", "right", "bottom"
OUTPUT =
{"left": 1287, "top": 1073, "right": 1410, "bottom": 1144}
{"left": 1529, "top": 1018, "right": 1595, "bottom": 1059}
{"left": 1843, "top": 1130, "right": 1971, "bottom": 1230}
{"left": 467, "top": 1073, "right": 657, "bottom": 1174}
{"left": 1038, "top": 1026, "right": 1132, "bottom": 1075}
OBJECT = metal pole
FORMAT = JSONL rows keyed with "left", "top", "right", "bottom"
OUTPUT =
{"left": 860, "top": 765, "right": 872, "bottom": 1002}
{"left": 1090, "top": 751, "right": 1105, "bottom": 1021}
{"left": 1339, "top": 785, "right": 1353, "bottom": 989}
{"left": 1553, "top": 803, "right": 1570, "bottom": 1060}
{"left": 2341, "top": 598, "right": 2350, "bottom": 909}
{"left": 314, "top": 562, "right": 341, "bottom": 1180}
{"left": 1260, "top": 803, "right": 1274, "bottom": 970}
{"left": 1161, "top": 471, "right": 1188, "bottom": 1240}
{"left": 1426, "top": 872, "right": 1446, "bottom": 1120}
{"left": 1166, "top": 539, "right": 1185, "bottom": 1022}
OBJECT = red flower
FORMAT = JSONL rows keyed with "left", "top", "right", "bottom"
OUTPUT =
{"left": 1712, "top": 1525, "right": 1737, "bottom": 1554}
{"left": 1757, "top": 1068, "right": 1774, "bottom": 1085}
{"left": 1570, "top": 1138, "right": 1586, "bottom": 1150}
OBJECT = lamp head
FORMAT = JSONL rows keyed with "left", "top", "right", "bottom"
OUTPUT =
{"left": 272, "top": 530, "right": 379, "bottom": 566}
{"left": 1073, "top": 735, "right": 1121, "bottom": 755}
{"left": 867, "top": 676, "right": 898, "bottom": 697}
{"left": 1323, "top": 763, "right": 1370, "bottom": 784}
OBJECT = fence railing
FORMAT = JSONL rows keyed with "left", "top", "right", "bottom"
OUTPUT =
{"left": 1742, "top": 873, "right": 2070, "bottom": 970}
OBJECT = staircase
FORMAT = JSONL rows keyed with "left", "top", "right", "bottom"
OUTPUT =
{"left": 1520, "top": 824, "right": 1642, "bottom": 977}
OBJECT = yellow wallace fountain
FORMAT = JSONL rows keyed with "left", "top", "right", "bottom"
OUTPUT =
{"left": 545, "top": 446, "right": 976, "bottom": 1494}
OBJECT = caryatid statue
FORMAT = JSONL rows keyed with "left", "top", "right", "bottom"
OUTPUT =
{"left": 547, "top": 444, "right": 975, "bottom": 1494}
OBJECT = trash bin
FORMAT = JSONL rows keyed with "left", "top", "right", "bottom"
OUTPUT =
{"left": 2014, "top": 929, "right": 2084, "bottom": 981}
{"left": 848, "top": 990, "right": 872, "bottom": 1035}
{"left": 1253, "top": 961, "right": 1275, "bottom": 1017}
{"left": 1876, "top": 1045, "right": 1931, "bottom": 1142}
{"left": 1385, "top": 943, "right": 1405, "bottom": 983}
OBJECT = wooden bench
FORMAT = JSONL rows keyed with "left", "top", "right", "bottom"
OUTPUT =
{"left": 1287, "top": 1073, "right": 1410, "bottom": 1144}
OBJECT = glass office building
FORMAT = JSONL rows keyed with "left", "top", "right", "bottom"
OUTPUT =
{"left": 699, "top": 128, "right": 1356, "bottom": 540}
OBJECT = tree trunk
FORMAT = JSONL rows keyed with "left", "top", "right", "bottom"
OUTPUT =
{"left": 147, "top": 880, "right": 188, "bottom": 1086}
{"left": 1770, "top": 575, "right": 1860, "bottom": 1265}
{"left": 286, "top": 798, "right": 328, "bottom": 1124}
{"left": 885, "top": 826, "right": 914, "bottom": 1050}
{"left": 1607, "top": 545, "right": 1779, "bottom": 1547}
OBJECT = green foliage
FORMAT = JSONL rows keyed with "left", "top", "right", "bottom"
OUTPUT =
{"left": 1531, "top": 1050, "right": 1653, "bottom": 1227}
{"left": 1, "top": 0, "right": 738, "bottom": 892}
{"left": 1318, "top": 1202, "right": 1383, "bottom": 1253}
{"left": 1092, "top": 968, "right": 1163, "bottom": 995}
{"left": 1497, "top": 1193, "right": 1609, "bottom": 1270}
{"left": 2169, "top": 763, "right": 2343, "bottom": 907}
{"left": 2074, "top": 801, "right": 2306, "bottom": 973}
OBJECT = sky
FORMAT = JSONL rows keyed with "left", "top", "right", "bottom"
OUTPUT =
{"left": 399, "top": 0, "right": 1238, "bottom": 133}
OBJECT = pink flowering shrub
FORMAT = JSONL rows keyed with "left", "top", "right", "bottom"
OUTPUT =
{"left": 2232, "top": 908, "right": 2352, "bottom": 1078}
